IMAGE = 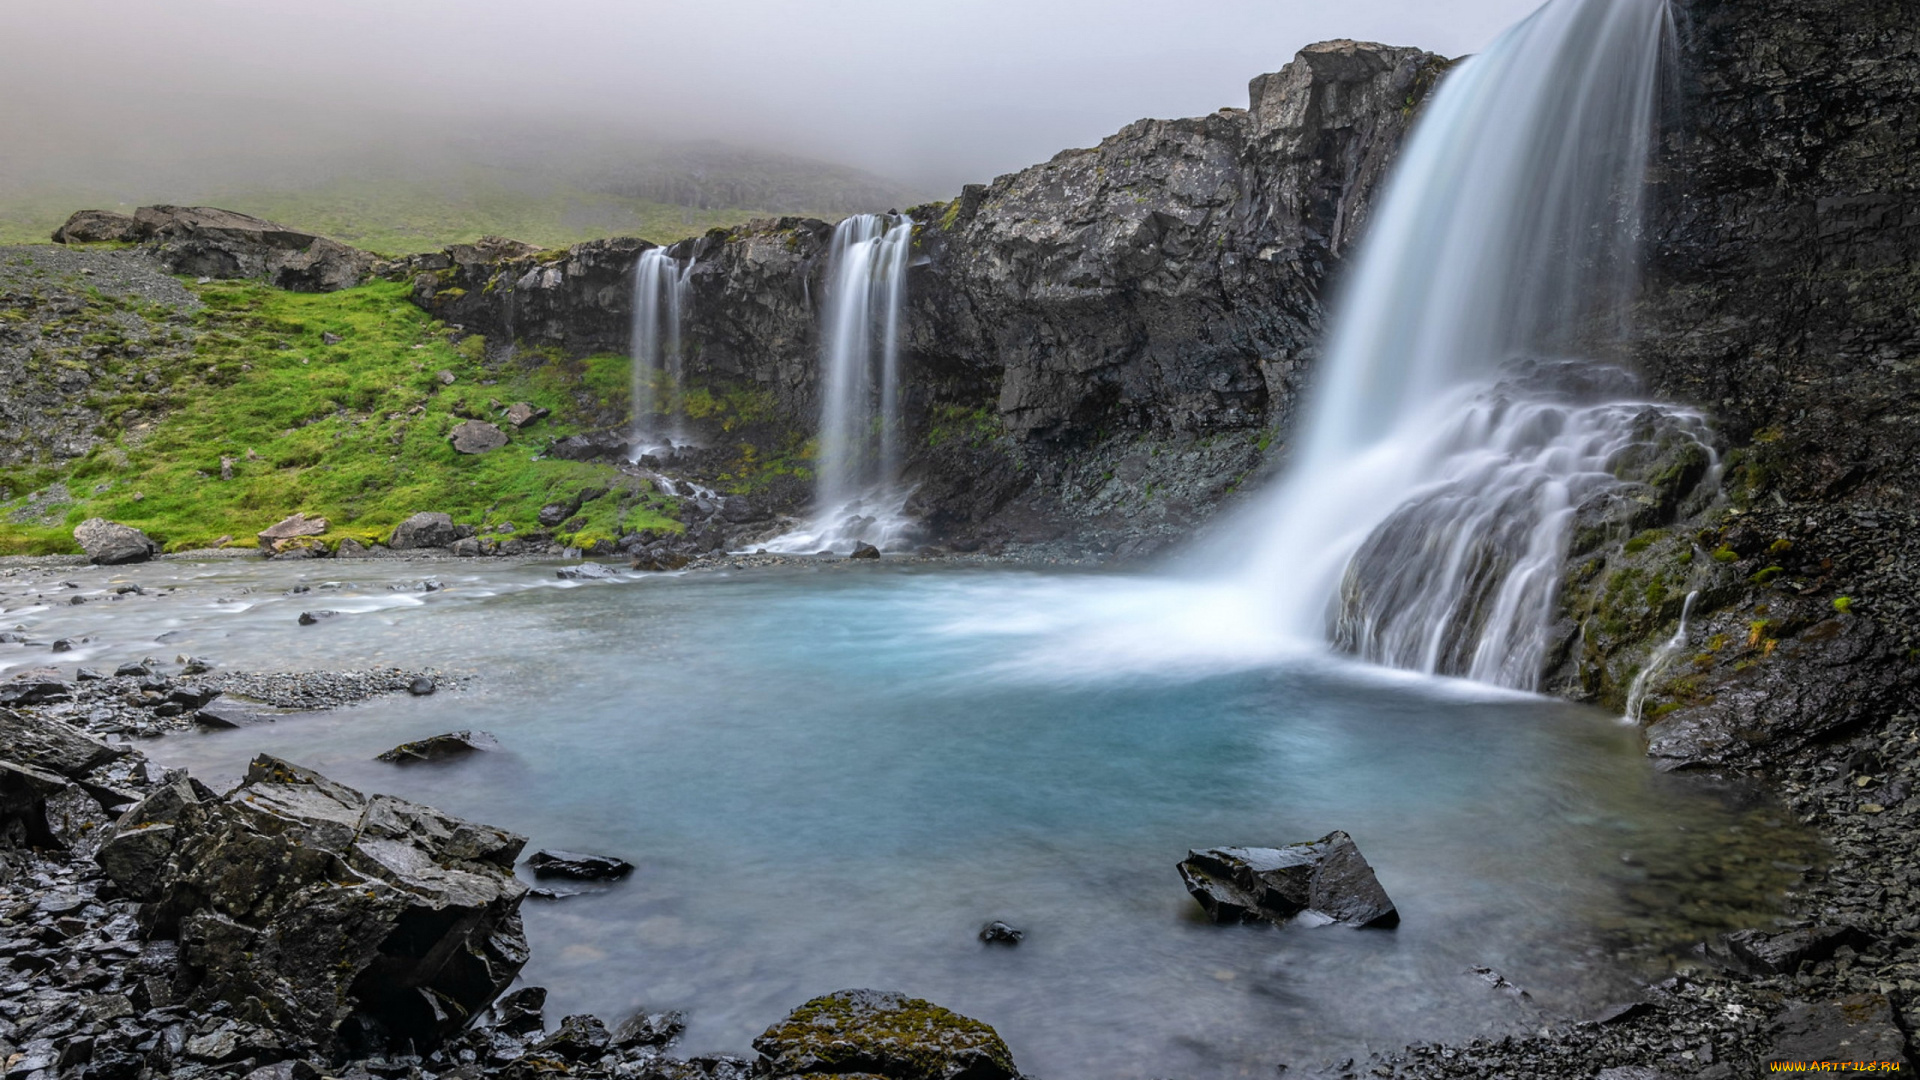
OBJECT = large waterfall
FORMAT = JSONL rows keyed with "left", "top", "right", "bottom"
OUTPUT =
{"left": 630, "top": 246, "right": 691, "bottom": 454}
{"left": 770, "top": 213, "right": 917, "bottom": 553}
{"left": 1217, "top": 0, "right": 1694, "bottom": 689}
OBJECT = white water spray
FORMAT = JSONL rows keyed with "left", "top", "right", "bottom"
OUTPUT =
{"left": 631, "top": 246, "right": 692, "bottom": 455}
{"left": 1215, "top": 0, "right": 1682, "bottom": 689}
{"left": 769, "top": 213, "right": 917, "bottom": 553}
{"left": 1625, "top": 590, "right": 1699, "bottom": 723}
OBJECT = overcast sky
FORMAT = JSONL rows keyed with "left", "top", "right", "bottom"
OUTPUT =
{"left": 2, "top": 0, "right": 1545, "bottom": 195}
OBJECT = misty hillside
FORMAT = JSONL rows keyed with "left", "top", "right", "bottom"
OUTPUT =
{"left": 0, "top": 137, "right": 933, "bottom": 254}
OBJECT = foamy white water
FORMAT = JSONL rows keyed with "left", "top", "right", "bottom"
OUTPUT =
{"left": 945, "top": 0, "right": 1689, "bottom": 691}
{"left": 630, "top": 246, "right": 692, "bottom": 454}
{"left": 769, "top": 214, "right": 918, "bottom": 553}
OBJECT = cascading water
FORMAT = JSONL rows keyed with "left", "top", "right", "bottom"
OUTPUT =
{"left": 1625, "top": 589, "right": 1699, "bottom": 723}
{"left": 768, "top": 213, "right": 917, "bottom": 552}
{"left": 630, "top": 246, "right": 692, "bottom": 455}
{"left": 1216, "top": 0, "right": 1688, "bottom": 689}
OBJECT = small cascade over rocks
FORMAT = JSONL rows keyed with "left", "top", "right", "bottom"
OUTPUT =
{"left": 768, "top": 213, "right": 918, "bottom": 553}
{"left": 630, "top": 246, "right": 692, "bottom": 456}
{"left": 1215, "top": 0, "right": 1685, "bottom": 689}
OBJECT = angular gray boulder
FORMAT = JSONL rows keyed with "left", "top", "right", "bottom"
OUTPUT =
{"left": 389, "top": 511, "right": 462, "bottom": 549}
{"left": 51, "top": 209, "right": 144, "bottom": 244}
{"left": 134, "top": 205, "right": 374, "bottom": 292}
{"left": 1178, "top": 830, "right": 1399, "bottom": 928}
{"left": 108, "top": 755, "right": 530, "bottom": 1055}
{"left": 449, "top": 419, "right": 508, "bottom": 455}
{"left": 74, "top": 517, "right": 160, "bottom": 564}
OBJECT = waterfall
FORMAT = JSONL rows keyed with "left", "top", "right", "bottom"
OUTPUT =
{"left": 630, "top": 246, "right": 691, "bottom": 454}
{"left": 1214, "top": 0, "right": 1684, "bottom": 689}
{"left": 768, "top": 213, "right": 916, "bottom": 553}
{"left": 1625, "top": 590, "right": 1699, "bottom": 723}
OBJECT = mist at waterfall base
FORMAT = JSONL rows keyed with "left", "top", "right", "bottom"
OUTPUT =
{"left": 765, "top": 213, "right": 920, "bottom": 554}
{"left": 956, "top": 0, "right": 1693, "bottom": 691}
{"left": 36, "top": 558, "right": 1806, "bottom": 1079}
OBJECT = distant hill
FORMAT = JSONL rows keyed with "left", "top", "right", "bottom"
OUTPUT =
{"left": 0, "top": 137, "right": 931, "bottom": 255}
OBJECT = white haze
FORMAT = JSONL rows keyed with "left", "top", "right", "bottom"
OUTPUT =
{"left": 2, "top": 0, "right": 1545, "bottom": 200}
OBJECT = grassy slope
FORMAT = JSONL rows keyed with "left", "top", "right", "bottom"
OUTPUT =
{"left": 0, "top": 177, "right": 833, "bottom": 256}
{"left": 0, "top": 277, "right": 683, "bottom": 555}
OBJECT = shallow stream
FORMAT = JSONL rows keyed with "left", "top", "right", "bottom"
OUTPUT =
{"left": 0, "top": 558, "right": 1812, "bottom": 1078}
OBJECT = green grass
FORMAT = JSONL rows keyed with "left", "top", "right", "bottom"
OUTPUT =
{"left": 0, "top": 279, "right": 681, "bottom": 555}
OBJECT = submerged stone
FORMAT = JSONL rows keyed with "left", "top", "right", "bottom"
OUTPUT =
{"left": 1178, "top": 830, "right": 1398, "bottom": 928}
{"left": 525, "top": 849, "right": 633, "bottom": 881}
{"left": 375, "top": 729, "right": 499, "bottom": 764}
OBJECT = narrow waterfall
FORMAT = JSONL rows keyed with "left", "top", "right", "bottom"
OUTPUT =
{"left": 630, "top": 246, "right": 691, "bottom": 454}
{"left": 1219, "top": 0, "right": 1690, "bottom": 690}
{"left": 1625, "top": 590, "right": 1699, "bottom": 723}
{"left": 769, "top": 213, "right": 916, "bottom": 553}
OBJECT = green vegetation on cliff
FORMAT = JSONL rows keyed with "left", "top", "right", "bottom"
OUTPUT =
{"left": 0, "top": 277, "right": 677, "bottom": 555}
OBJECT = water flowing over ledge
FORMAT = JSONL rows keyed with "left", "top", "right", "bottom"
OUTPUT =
{"left": 630, "top": 245, "right": 693, "bottom": 455}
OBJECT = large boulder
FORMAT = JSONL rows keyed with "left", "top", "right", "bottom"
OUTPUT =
{"left": 449, "top": 420, "right": 508, "bottom": 455}
{"left": 117, "top": 755, "right": 530, "bottom": 1055}
{"left": 134, "top": 205, "right": 374, "bottom": 292}
{"left": 1178, "top": 831, "right": 1399, "bottom": 928}
{"left": 753, "top": 989, "right": 1019, "bottom": 1080}
{"left": 74, "top": 517, "right": 159, "bottom": 564}
{"left": 51, "top": 209, "right": 144, "bottom": 244}
{"left": 256, "top": 512, "right": 329, "bottom": 555}
{"left": 389, "top": 512, "right": 462, "bottom": 550}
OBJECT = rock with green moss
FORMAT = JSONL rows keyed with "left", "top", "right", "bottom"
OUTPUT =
{"left": 752, "top": 989, "right": 1019, "bottom": 1080}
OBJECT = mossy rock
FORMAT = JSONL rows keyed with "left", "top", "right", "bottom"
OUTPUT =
{"left": 753, "top": 989, "right": 1018, "bottom": 1080}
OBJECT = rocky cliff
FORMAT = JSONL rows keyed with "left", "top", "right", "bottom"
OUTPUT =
{"left": 1544, "top": 0, "right": 1920, "bottom": 764}
{"left": 408, "top": 40, "right": 1451, "bottom": 551}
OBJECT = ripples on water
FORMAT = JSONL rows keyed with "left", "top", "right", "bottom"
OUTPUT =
{"left": 0, "top": 558, "right": 1813, "bottom": 1078}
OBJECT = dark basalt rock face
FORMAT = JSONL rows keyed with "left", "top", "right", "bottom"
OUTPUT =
{"left": 1547, "top": 0, "right": 1920, "bottom": 766}
{"left": 398, "top": 41, "right": 1450, "bottom": 549}
{"left": 1178, "top": 831, "right": 1399, "bottom": 928}
{"left": 752, "top": 989, "right": 1019, "bottom": 1080}
{"left": 110, "top": 754, "right": 531, "bottom": 1056}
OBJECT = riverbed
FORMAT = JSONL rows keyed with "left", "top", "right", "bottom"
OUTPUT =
{"left": 0, "top": 557, "right": 1812, "bottom": 1078}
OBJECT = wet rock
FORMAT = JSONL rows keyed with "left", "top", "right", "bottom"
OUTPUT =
{"left": 613, "top": 1009, "right": 688, "bottom": 1049}
{"left": 389, "top": 511, "right": 461, "bottom": 550}
{"left": 450, "top": 419, "right": 508, "bottom": 455}
{"left": 1721, "top": 924, "right": 1870, "bottom": 976}
{"left": 503, "top": 402, "right": 550, "bottom": 428}
{"left": 632, "top": 551, "right": 692, "bottom": 572}
{"left": 194, "top": 700, "right": 270, "bottom": 729}
{"left": 850, "top": 541, "right": 882, "bottom": 560}
{"left": 51, "top": 637, "right": 75, "bottom": 652}
{"left": 978, "top": 921, "right": 1024, "bottom": 945}
{"left": 74, "top": 667, "right": 107, "bottom": 681}
{"left": 489, "top": 985, "right": 548, "bottom": 1036}
{"left": 408, "top": 677, "right": 436, "bottom": 696}
{"left": 0, "top": 670, "right": 75, "bottom": 706}
{"left": 1178, "top": 831, "right": 1399, "bottom": 928}
{"left": 296, "top": 610, "right": 338, "bottom": 626}
{"left": 545, "top": 430, "right": 633, "bottom": 462}
{"left": 1768, "top": 994, "right": 1909, "bottom": 1069}
{"left": 0, "top": 708, "right": 129, "bottom": 777}
{"left": 51, "top": 209, "right": 144, "bottom": 244}
{"left": 255, "top": 513, "right": 329, "bottom": 555}
{"left": 0, "top": 758, "right": 78, "bottom": 849}
{"left": 556, "top": 563, "right": 618, "bottom": 581}
{"left": 525, "top": 849, "right": 633, "bottom": 881}
{"left": 139, "top": 755, "right": 530, "bottom": 1054}
{"left": 114, "top": 662, "right": 151, "bottom": 678}
{"left": 535, "top": 1014, "right": 611, "bottom": 1059}
{"left": 73, "top": 518, "right": 159, "bottom": 565}
{"left": 375, "top": 730, "right": 499, "bottom": 764}
{"left": 134, "top": 205, "right": 374, "bottom": 292}
{"left": 753, "top": 989, "right": 1018, "bottom": 1080}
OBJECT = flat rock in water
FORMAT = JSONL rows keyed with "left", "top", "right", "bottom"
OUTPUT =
{"left": 753, "top": 989, "right": 1019, "bottom": 1080}
{"left": 376, "top": 730, "right": 499, "bottom": 764}
{"left": 526, "top": 849, "right": 634, "bottom": 881}
{"left": 297, "top": 610, "right": 338, "bottom": 626}
{"left": 979, "top": 920, "right": 1024, "bottom": 945}
{"left": 73, "top": 518, "right": 159, "bottom": 565}
{"left": 556, "top": 563, "right": 617, "bottom": 580}
{"left": 1178, "top": 830, "right": 1399, "bottom": 928}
